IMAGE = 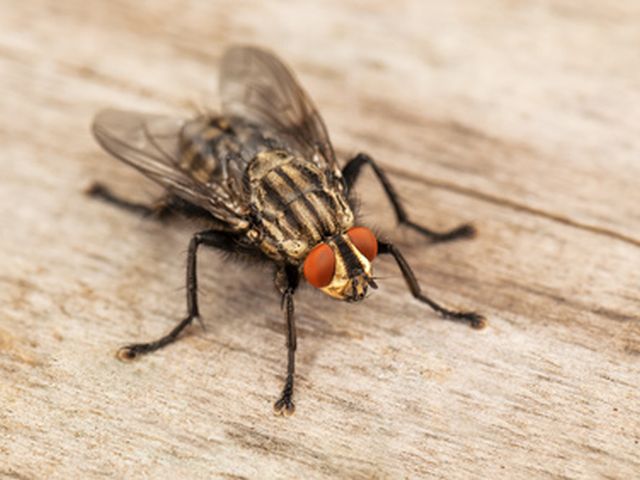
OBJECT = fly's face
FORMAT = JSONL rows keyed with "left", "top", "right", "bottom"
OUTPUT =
{"left": 303, "top": 227, "right": 378, "bottom": 302}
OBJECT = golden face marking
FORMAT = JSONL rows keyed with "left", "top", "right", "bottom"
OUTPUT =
{"left": 317, "top": 234, "right": 374, "bottom": 301}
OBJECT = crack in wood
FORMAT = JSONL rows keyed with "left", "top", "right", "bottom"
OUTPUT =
{"left": 387, "top": 166, "right": 640, "bottom": 249}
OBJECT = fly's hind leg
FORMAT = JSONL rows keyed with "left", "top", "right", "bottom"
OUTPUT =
{"left": 342, "top": 153, "right": 475, "bottom": 243}
{"left": 87, "top": 182, "right": 211, "bottom": 220}
{"left": 117, "top": 229, "right": 238, "bottom": 361}
{"left": 87, "top": 182, "right": 171, "bottom": 218}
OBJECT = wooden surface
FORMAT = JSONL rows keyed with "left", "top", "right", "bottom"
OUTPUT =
{"left": 2, "top": 1, "right": 639, "bottom": 478}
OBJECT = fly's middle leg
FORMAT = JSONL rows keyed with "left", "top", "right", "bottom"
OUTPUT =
{"left": 117, "top": 229, "right": 237, "bottom": 361}
{"left": 342, "top": 153, "right": 475, "bottom": 243}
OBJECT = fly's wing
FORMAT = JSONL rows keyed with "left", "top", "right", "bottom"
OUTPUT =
{"left": 220, "top": 46, "right": 338, "bottom": 174}
{"left": 92, "top": 109, "right": 250, "bottom": 230}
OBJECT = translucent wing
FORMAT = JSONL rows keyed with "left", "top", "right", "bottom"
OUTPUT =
{"left": 220, "top": 46, "right": 337, "bottom": 172}
{"left": 92, "top": 109, "right": 250, "bottom": 230}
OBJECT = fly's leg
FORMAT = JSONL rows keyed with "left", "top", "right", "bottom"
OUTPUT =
{"left": 342, "top": 153, "right": 475, "bottom": 243}
{"left": 273, "top": 290, "right": 297, "bottom": 416}
{"left": 117, "top": 229, "right": 238, "bottom": 360}
{"left": 87, "top": 182, "right": 170, "bottom": 218}
{"left": 87, "top": 182, "right": 212, "bottom": 219}
{"left": 273, "top": 266, "right": 299, "bottom": 416}
{"left": 378, "top": 240, "right": 486, "bottom": 329}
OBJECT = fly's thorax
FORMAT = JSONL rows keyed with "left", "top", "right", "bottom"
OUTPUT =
{"left": 248, "top": 150, "right": 354, "bottom": 262}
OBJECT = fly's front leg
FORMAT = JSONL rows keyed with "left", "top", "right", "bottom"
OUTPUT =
{"left": 117, "top": 229, "right": 238, "bottom": 360}
{"left": 342, "top": 153, "right": 475, "bottom": 243}
{"left": 378, "top": 240, "right": 486, "bottom": 329}
{"left": 273, "top": 265, "right": 300, "bottom": 416}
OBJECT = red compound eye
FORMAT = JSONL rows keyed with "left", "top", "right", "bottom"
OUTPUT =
{"left": 303, "top": 243, "right": 336, "bottom": 288}
{"left": 347, "top": 227, "right": 378, "bottom": 261}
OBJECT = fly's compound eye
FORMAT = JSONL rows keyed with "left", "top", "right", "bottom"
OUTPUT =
{"left": 347, "top": 226, "right": 378, "bottom": 261}
{"left": 303, "top": 243, "right": 336, "bottom": 288}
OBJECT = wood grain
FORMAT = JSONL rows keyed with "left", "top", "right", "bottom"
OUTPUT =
{"left": 1, "top": 1, "right": 639, "bottom": 479}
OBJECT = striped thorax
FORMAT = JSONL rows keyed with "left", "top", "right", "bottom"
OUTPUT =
{"left": 248, "top": 150, "right": 353, "bottom": 262}
{"left": 247, "top": 150, "right": 377, "bottom": 301}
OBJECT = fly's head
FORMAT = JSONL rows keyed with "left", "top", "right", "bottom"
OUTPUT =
{"left": 303, "top": 227, "right": 378, "bottom": 302}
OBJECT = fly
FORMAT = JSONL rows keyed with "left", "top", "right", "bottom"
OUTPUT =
{"left": 90, "top": 46, "right": 485, "bottom": 416}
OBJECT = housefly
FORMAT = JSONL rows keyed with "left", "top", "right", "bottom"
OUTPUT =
{"left": 90, "top": 46, "right": 485, "bottom": 416}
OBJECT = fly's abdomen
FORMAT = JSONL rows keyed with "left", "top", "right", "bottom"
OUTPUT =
{"left": 248, "top": 151, "right": 354, "bottom": 262}
{"left": 178, "top": 117, "right": 232, "bottom": 184}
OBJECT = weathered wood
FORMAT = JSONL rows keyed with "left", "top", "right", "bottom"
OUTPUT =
{"left": 1, "top": 1, "right": 639, "bottom": 479}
